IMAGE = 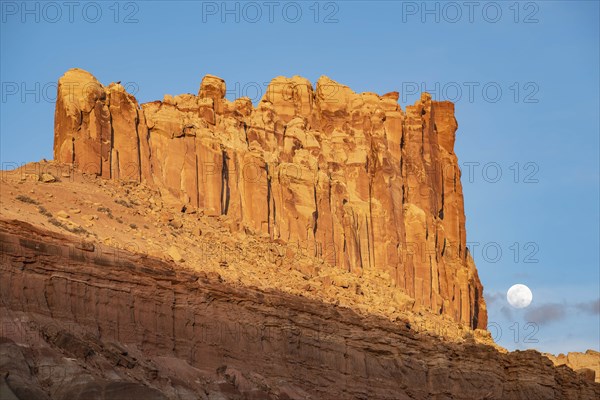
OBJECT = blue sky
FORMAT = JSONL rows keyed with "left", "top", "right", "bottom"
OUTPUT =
{"left": 1, "top": 1, "right": 598, "bottom": 354}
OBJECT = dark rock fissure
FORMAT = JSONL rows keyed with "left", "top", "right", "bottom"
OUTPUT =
{"left": 220, "top": 149, "right": 230, "bottom": 215}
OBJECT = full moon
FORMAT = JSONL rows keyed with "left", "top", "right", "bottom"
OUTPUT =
{"left": 507, "top": 284, "right": 533, "bottom": 308}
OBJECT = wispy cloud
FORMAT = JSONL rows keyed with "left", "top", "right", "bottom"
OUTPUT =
{"left": 574, "top": 298, "right": 600, "bottom": 315}
{"left": 486, "top": 291, "right": 515, "bottom": 319}
{"left": 524, "top": 303, "right": 567, "bottom": 325}
{"left": 487, "top": 291, "right": 599, "bottom": 322}
{"left": 485, "top": 291, "right": 505, "bottom": 306}
{"left": 500, "top": 306, "right": 513, "bottom": 320}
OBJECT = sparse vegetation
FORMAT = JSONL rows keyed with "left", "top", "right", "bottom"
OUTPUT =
{"left": 115, "top": 199, "right": 133, "bottom": 208}
{"left": 38, "top": 206, "right": 53, "bottom": 217}
{"left": 16, "top": 195, "right": 39, "bottom": 205}
{"left": 48, "top": 217, "right": 89, "bottom": 235}
{"left": 129, "top": 223, "right": 137, "bottom": 229}
{"left": 97, "top": 206, "right": 114, "bottom": 219}
{"left": 69, "top": 225, "right": 89, "bottom": 235}
{"left": 48, "top": 218, "right": 62, "bottom": 227}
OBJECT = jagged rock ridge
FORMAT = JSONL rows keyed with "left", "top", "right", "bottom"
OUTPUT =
{"left": 53, "top": 68, "right": 486, "bottom": 329}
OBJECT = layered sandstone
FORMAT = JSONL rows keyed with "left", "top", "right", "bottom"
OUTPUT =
{"left": 53, "top": 69, "right": 486, "bottom": 329}
{"left": 546, "top": 351, "right": 600, "bottom": 383}
{"left": 1, "top": 219, "right": 598, "bottom": 399}
{"left": 0, "top": 160, "right": 470, "bottom": 340}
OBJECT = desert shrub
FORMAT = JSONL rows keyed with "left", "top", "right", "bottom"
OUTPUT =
{"left": 16, "top": 195, "right": 39, "bottom": 205}
{"left": 38, "top": 206, "right": 52, "bottom": 217}
{"left": 114, "top": 199, "right": 133, "bottom": 208}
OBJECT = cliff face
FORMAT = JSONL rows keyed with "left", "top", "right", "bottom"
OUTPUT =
{"left": 1, "top": 219, "right": 598, "bottom": 400}
{"left": 546, "top": 352, "right": 600, "bottom": 383}
{"left": 53, "top": 69, "right": 486, "bottom": 329}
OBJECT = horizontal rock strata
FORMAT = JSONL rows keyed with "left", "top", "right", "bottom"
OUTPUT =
{"left": 1, "top": 219, "right": 598, "bottom": 399}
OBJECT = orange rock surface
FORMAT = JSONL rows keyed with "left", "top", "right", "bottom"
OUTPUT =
{"left": 0, "top": 217, "right": 598, "bottom": 399}
{"left": 546, "top": 351, "right": 600, "bottom": 383}
{"left": 53, "top": 68, "right": 486, "bottom": 329}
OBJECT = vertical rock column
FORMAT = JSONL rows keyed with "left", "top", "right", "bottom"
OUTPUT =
{"left": 54, "top": 69, "right": 110, "bottom": 176}
{"left": 53, "top": 68, "right": 151, "bottom": 182}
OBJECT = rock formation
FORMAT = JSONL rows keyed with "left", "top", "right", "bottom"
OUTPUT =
{"left": 546, "top": 351, "right": 600, "bottom": 383}
{"left": 53, "top": 69, "right": 486, "bottom": 330}
{"left": 0, "top": 68, "right": 596, "bottom": 399}
{"left": 1, "top": 219, "right": 598, "bottom": 399}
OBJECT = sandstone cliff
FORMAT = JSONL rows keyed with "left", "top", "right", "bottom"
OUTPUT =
{"left": 53, "top": 69, "right": 486, "bottom": 330}
{"left": 1, "top": 219, "right": 598, "bottom": 399}
{"left": 546, "top": 351, "right": 600, "bottom": 383}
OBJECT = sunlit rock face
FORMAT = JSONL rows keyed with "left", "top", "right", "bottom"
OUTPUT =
{"left": 54, "top": 68, "right": 487, "bottom": 330}
{"left": 1, "top": 219, "right": 598, "bottom": 399}
{"left": 546, "top": 351, "right": 600, "bottom": 383}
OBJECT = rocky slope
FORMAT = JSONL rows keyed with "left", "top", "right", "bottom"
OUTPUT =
{"left": 0, "top": 70, "right": 597, "bottom": 399}
{"left": 0, "top": 161, "right": 477, "bottom": 341}
{"left": 53, "top": 69, "right": 486, "bottom": 330}
{"left": 1, "top": 218, "right": 598, "bottom": 399}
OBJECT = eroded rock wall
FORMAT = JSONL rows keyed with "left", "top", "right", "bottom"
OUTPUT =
{"left": 1, "top": 219, "right": 598, "bottom": 399}
{"left": 546, "top": 351, "right": 600, "bottom": 383}
{"left": 53, "top": 69, "right": 486, "bottom": 329}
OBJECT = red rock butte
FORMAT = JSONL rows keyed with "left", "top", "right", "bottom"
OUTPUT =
{"left": 54, "top": 68, "right": 487, "bottom": 330}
